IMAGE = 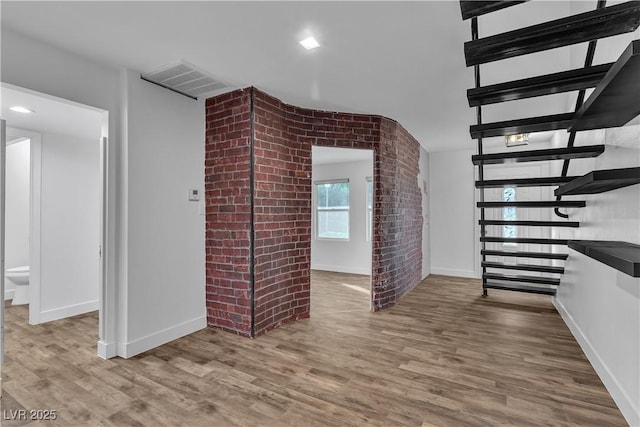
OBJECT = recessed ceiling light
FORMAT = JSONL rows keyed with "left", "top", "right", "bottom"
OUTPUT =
{"left": 299, "top": 36, "right": 320, "bottom": 50}
{"left": 9, "top": 106, "right": 35, "bottom": 114}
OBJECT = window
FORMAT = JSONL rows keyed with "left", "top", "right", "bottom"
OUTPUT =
{"left": 366, "top": 177, "right": 373, "bottom": 241}
{"left": 503, "top": 186, "right": 517, "bottom": 243}
{"left": 315, "top": 180, "right": 350, "bottom": 239}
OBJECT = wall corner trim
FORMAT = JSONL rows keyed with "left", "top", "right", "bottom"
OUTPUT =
{"left": 96, "top": 340, "right": 117, "bottom": 360}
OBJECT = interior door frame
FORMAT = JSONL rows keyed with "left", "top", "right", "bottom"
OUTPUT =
{"left": 1, "top": 119, "right": 6, "bottom": 366}
{"left": 1, "top": 83, "right": 111, "bottom": 360}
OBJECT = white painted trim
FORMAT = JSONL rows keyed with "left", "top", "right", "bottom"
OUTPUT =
{"left": 119, "top": 316, "right": 207, "bottom": 359}
{"left": 311, "top": 264, "right": 371, "bottom": 276}
{"left": 38, "top": 299, "right": 99, "bottom": 324}
{"left": 554, "top": 297, "right": 639, "bottom": 427}
{"left": 4, "top": 289, "right": 15, "bottom": 301}
{"left": 28, "top": 130, "right": 42, "bottom": 325}
{"left": 97, "top": 340, "right": 117, "bottom": 360}
{"left": 430, "top": 267, "right": 479, "bottom": 279}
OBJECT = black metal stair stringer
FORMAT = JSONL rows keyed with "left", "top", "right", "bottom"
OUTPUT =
{"left": 555, "top": 0, "right": 607, "bottom": 219}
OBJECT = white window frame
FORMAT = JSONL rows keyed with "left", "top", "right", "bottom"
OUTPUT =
{"left": 366, "top": 176, "right": 373, "bottom": 242}
{"left": 314, "top": 179, "right": 350, "bottom": 241}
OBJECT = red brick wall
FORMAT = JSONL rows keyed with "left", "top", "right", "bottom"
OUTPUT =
{"left": 252, "top": 91, "right": 312, "bottom": 335}
{"left": 204, "top": 89, "right": 253, "bottom": 336}
{"left": 205, "top": 87, "right": 423, "bottom": 336}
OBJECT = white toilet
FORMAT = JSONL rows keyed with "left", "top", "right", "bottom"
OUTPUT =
{"left": 6, "top": 266, "right": 30, "bottom": 305}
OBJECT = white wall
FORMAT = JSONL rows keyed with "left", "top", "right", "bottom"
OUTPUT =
{"left": 553, "top": 16, "right": 640, "bottom": 426}
{"left": 4, "top": 139, "right": 30, "bottom": 300}
{"left": 418, "top": 146, "right": 431, "bottom": 279}
{"left": 123, "top": 71, "right": 206, "bottom": 357}
{"left": 2, "top": 29, "right": 207, "bottom": 359}
{"left": 37, "top": 133, "right": 100, "bottom": 322}
{"left": 311, "top": 157, "right": 373, "bottom": 276}
{"left": 429, "top": 149, "right": 478, "bottom": 278}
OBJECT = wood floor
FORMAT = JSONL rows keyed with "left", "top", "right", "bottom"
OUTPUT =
{"left": 1, "top": 272, "right": 626, "bottom": 426}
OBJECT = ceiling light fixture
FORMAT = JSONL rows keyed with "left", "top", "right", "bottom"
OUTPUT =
{"left": 299, "top": 36, "right": 320, "bottom": 50}
{"left": 9, "top": 106, "right": 35, "bottom": 114}
{"left": 505, "top": 133, "right": 529, "bottom": 147}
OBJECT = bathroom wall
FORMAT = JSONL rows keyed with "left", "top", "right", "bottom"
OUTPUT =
{"left": 36, "top": 132, "right": 100, "bottom": 322}
{"left": 4, "top": 138, "right": 30, "bottom": 300}
{"left": 311, "top": 157, "right": 373, "bottom": 276}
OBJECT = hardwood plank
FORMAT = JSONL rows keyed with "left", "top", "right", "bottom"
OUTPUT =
{"left": 1, "top": 272, "right": 627, "bottom": 426}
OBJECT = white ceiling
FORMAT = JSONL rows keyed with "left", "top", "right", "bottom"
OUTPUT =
{"left": 1, "top": 84, "right": 104, "bottom": 142}
{"left": 0, "top": 1, "right": 593, "bottom": 152}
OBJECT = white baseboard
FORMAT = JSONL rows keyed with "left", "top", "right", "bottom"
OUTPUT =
{"left": 38, "top": 299, "right": 99, "bottom": 324}
{"left": 4, "top": 289, "right": 15, "bottom": 301}
{"left": 554, "top": 297, "right": 639, "bottom": 427}
{"left": 312, "top": 264, "right": 371, "bottom": 276}
{"left": 97, "top": 340, "right": 117, "bottom": 359}
{"left": 430, "top": 267, "right": 479, "bottom": 279}
{"left": 119, "top": 315, "right": 207, "bottom": 359}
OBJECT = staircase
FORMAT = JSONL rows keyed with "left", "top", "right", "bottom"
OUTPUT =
{"left": 461, "top": 0, "right": 640, "bottom": 296}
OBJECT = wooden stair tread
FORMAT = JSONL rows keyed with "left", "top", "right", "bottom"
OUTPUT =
{"left": 484, "top": 272, "right": 560, "bottom": 285}
{"left": 483, "top": 261, "right": 565, "bottom": 274}
{"left": 482, "top": 249, "right": 568, "bottom": 260}
{"left": 470, "top": 113, "right": 574, "bottom": 139}
{"left": 479, "top": 220, "right": 579, "bottom": 227}
{"left": 468, "top": 63, "right": 612, "bottom": 107}
{"left": 476, "top": 176, "right": 578, "bottom": 188}
{"left": 460, "top": 1, "right": 529, "bottom": 20}
{"left": 484, "top": 282, "right": 557, "bottom": 295}
{"left": 481, "top": 237, "right": 568, "bottom": 245}
{"left": 478, "top": 200, "right": 586, "bottom": 208}
{"left": 472, "top": 145, "right": 604, "bottom": 165}
{"left": 464, "top": 2, "right": 640, "bottom": 66}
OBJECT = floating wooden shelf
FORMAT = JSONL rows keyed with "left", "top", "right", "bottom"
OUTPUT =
{"left": 470, "top": 113, "right": 574, "bottom": 139}
{"left": 476, "top": 176, "right": 578, "bottom": 188}
{"left": 460, "top": 1, "right": 529, "bottom": 20}
{"left": 568, "top": 240, "right": 640, "bottom": 277}
{"left": 482, "top": 249, "right": 568, "bottom": 260}
{"left": 464, "top": 2, "right": 640, "bottom": 66}
{"left": 472, "top": 145, "right": 604, "bottom": 165}
{"left": 478, "top": 200, "right": 586, "bottom": 208}
{"left": 555, "top": 167, "right": 640, "bottom": 196}
{"left": 467, "top": 63, "right": 612, "bottom": 107}
{"left": 570, "top": 40, "right": 640, "bottom": 131}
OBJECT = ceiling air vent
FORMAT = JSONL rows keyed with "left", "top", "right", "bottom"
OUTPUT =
{"left": 140, "top": 60, "right": 228, "bottom": 100}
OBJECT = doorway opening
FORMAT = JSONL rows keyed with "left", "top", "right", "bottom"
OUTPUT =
{"left": 310, "top": 146, "right": 374, "bottom": 316}
{"left": 1, "top": 83, "right": 108, "bottom": 364}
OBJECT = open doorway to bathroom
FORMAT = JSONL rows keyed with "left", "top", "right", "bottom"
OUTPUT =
{"left": 310, "top": 146, "right": 374, "bottom": 317}
{"left": 1, "top": 84, "right": 107, "bottom": 363}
